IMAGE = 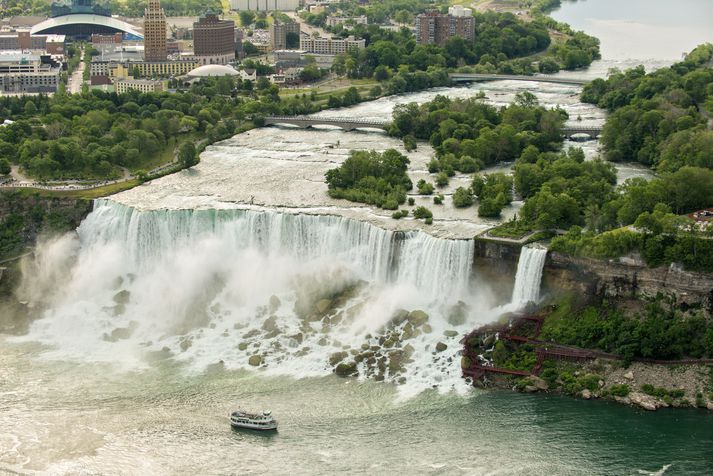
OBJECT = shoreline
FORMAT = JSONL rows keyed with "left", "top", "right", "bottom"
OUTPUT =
{"left": 463, "top": 311, "right": 713, "bottom": 412}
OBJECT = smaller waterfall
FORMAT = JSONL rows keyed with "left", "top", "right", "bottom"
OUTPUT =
{"left": 511, "top": 246, "right": 548, "bottom": 308}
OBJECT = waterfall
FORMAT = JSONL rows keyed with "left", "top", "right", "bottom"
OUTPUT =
{"left": 510, "top": 245, "right": 547, "bottom": 308}
{"left": 79, "top": 199, "right": 475, "bottom": 300}
{"left": 16, "top": 199, "right": 488, "bottom": 393}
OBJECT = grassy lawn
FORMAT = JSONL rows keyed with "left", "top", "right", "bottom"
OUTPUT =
{"left": 279, "top": 78, "right": 380, "bottom": 100}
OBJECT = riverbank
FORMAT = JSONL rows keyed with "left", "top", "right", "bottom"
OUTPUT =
{"left": 462, "top": 308, "right": 713, "bottom": 412}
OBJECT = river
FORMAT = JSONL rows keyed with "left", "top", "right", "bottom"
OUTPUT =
{"left": 2, "top": 1, "right": 713, "bottom": 474}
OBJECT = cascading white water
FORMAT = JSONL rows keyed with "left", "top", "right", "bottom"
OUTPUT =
{"left": 79, "top": 199, "right": 474, "bottom": 299}
{"left": 17, "top": 199, "right": 490, "bottom": 394}
{"left": 510, "top": 246, "right": 548, "bottom": 308}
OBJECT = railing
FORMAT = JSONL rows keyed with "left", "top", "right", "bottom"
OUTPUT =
{"left": 448, "top": 73, "right": 589, "bottom": 86}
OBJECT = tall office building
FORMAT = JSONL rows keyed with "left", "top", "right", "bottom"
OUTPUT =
{"left": 414, "top": 11, "right": 475, "bottom": 47}
{"left": 144, "top": 0, "right": 167, "bottom": 61}
{"left": 193, "top": 12, "right": 236, "bottom": 64}
{"left": 270, "top": 21, "right": 300, "bottom": 51}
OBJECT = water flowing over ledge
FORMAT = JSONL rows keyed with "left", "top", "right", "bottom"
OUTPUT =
{"left": 511, "top": 246, "right": 548, "bottom": 308}
{"left": 84, "top": 199, "right": 475, "bottom": 300}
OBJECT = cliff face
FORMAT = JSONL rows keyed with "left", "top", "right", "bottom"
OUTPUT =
{"left": 544, "top": 252, "right": 713, "bottom": 313}
{"left": 0, "top": 191, "right": 92, "bottom": 260}
{"left": 473, "top": 239, "right": 522, "bottom": 302}
{"left": 473, "top": 238, "right": 713, "bottom": 313}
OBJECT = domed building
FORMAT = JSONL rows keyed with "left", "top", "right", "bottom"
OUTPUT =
{"left": 186, "top": 64, "right": 239, "bottom": 78}
{"left": 32, "top": 0, "right": 143, "bottom": 40}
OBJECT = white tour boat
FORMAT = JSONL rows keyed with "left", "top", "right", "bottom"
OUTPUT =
{"left": 230, "top": 410, "right": 278, "bottom": 431}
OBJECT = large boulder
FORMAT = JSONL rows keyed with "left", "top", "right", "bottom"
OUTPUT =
{"left": 335, "top": 361, "right": 358, "bottom": 377}
{"left": 407, "top": 310, "right": 429, "bottom": 327}
{"left": 113, "top": 290, "right": 131, "bottom": 305}
{"left": 248, "top": 355, "right": 262, "bottom": 366}
{"left": 262, "top": 315, "right": 280, "bottom": 333}
{"left": 390, "top": 309, "right": 410, "bottom": 326}
{"left": 329, "top": 351, "right": 348, "bottom": 367}
{"left": 447, "top": 301, "right": 468, "bottom": 326}
{"left": 630, "top": 392, "right": 657, "bottom": 411}
{"left": 435, "top": 342, "right": 447, "bottom": 353}
{"left": 316, "top": 299, "right": 332, "bottom": 314}
{"left": 530, "top": 376, "right": 549, "bottom": 391}
{"left": 443, "top": 330, "right": 459, "bottom": 338}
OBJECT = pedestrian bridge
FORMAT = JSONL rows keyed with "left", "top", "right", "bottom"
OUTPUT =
{"left": 448, "top": 73, "right": 589, "bottom": 86}
{"left": 263, "top": 116, "right": 601, "bottom": 140}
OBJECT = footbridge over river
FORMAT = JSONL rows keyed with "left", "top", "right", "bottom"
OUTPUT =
{"left": 263, "top": 116, "right": 602, "bottom": 140}
{"left": 448, "top": 73, "right": 590, "bottom": 86}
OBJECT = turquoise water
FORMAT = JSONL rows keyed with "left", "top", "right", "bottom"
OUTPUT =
{"left": 3, "top": 1, "right": 713, "bottom": 474}
{"left": 2, "top": 341, "right": 712, "bottom": 474}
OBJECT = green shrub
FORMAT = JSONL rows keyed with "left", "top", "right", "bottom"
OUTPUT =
{"left": 403, "top": 135, "right": 417, "bottom": 152}
{"left": 436, "top": 172, "right": 449, "bottom": 187}
{"left": 452, "top": 187, "right": 474, "bottom": 208}
{"left": 408, "top": 197, "right": 415, "bottom": 206}
{"left": 427, "top": 159, "right": 440, "bottom": 173}
{"left": 609, "top": 384, "right": 630, "bottom": 397}
{"left": 579, "top": 374, "right": 601, "bottom": 392}
{"left": 434, "top": 194, "right": 444, "bottom": 205}
{"left": 413, "top": 206, "right": 433, "bottom": 220}
{"left": 425, "top": 217, "right": 433, "bottom": 225}
{"left": 417, "top": 179, "right": 434, "bottom": 195}
{"left": 478, "top": 197, "right": 503, "bottom": 217}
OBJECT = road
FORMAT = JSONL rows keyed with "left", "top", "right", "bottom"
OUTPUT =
{"left": 284, "top": 11, "right": 329, "bottom": 38}
{"left": 67, "top": 48, "right": 85, "bottom": 94}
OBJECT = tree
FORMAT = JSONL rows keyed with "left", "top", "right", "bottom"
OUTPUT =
{"left": 452, "top": 187, "right": 474, "bottom": 208}
{"left": 178, "top": 142, "right": 197, "bottom": 168}
{"left": 239, "top": 10, "right": 256, "bottom": 27}
{"left": 132, "top": 66, "right": 141, "bottom": 79}
{"left": 242, "top": 41, "right": 259, "bottom": 56}
{"left": 0, "top": 158, "right": 10, "bottom": 175}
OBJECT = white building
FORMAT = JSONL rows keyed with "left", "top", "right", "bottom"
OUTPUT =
{"left": 448, "top": 5, "right": 473, "bottom": 17}
{"left": 299, "top": 35, "right": 365, "bottom": 55}
{"left": 325, "top": 16, "right": 368, "bottom": 28}
{"left": 230, "top": 0, "right": 299, "bottom": 11}
{"left": 115, "top": 78, "right": 165, "bottom": 94}
{"left": 0, "top": 51, "right": 61, "bottom": 94}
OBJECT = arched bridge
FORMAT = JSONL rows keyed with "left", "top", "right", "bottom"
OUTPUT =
{"left": 263, "top": 116, "right": 601, "bottom": 140}
{"left": 562, "top": 126, "right": 602, "bottom": 139}
{"left": 263, "top": 116, "right": 388, "bottom": 132}
{"left": 448, "top": 73, "right": 589, "bottom": 86}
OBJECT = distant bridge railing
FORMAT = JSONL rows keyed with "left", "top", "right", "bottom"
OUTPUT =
{"left": 263, "top": 115, "right": 388, "bottom": 131}
{"left": 561, "top": 126, "right": 602, "bottom": 139}
{"left": 263, "top": 116, "right": 602, "bottom": 140}
{"left": 448, "top": 73, "right": 590, "bottom": 86}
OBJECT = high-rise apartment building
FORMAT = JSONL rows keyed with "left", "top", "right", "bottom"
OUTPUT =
{"left": 270, "top": 21, "right": 300, "bottom": 51}
{"left": 193, "top": 12, "right": 236, "bottom": 64}
{"left": 144, "top": 0, "right": 167, "bottom": 61}
{"left": 414, "top": 11, "right": 475, "bottom": 47}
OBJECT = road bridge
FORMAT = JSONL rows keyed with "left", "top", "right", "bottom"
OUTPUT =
{"left": 448, "top": 73, "right": 589, "bottom": 86}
